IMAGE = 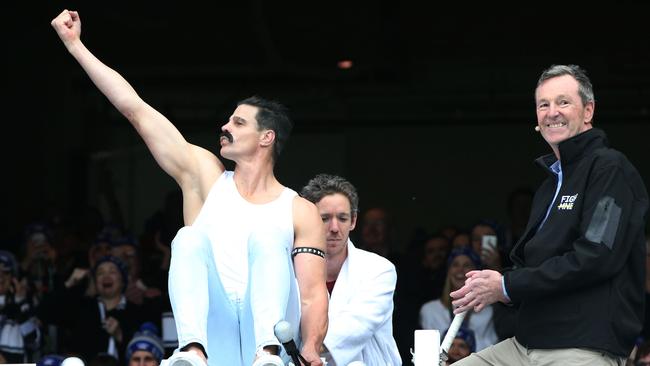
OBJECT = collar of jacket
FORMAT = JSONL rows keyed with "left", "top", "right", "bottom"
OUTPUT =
{"left": 534, "top": 128, "right": 609, "bottom": 175}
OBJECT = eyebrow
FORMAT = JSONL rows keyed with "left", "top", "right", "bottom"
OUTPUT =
{"left": 538, "top": 93, "right": 573, "bottom": 102}
{"left": 232, "top": 116, "right": 247, "bottom": 124}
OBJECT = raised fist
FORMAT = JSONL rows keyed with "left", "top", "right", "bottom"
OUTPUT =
{"left": 51, "top": 9, "right": 81, "bottom": 47}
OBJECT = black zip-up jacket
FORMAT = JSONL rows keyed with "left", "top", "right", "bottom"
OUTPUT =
{"left": 503, "top": 128, "right": 648, "bottom": 357}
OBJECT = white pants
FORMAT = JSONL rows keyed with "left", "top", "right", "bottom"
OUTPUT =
{"left": 168, "top": 226, "right": 301, "bottom": 366}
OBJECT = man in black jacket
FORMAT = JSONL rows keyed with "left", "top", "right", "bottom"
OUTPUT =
{"left": 451, "top": 64, "right": 648, "bottom": 365}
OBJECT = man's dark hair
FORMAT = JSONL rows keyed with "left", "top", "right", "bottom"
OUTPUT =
{"left": 237, "top": 96, "right": 293, "bottom": 162}
{"left": 300, "top": 174, "right": 359, "bottom": 215}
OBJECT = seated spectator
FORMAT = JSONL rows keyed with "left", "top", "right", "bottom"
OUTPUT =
{"left": 111, "top": 235, "right": 164, "bottom": 307}
{"left": 0, "top": 250, "right": 41, "bottom": 363}
{"left": 37, "top": 231, "right": 116, "bottom": 351}
{"left": 393, "top": 234, "right": 449, "bottom": 360}
{"left": 125, "top": 322, "right": 164, "bottom": 366}
{"left": 63, "top": 233, "right": 114, "bottom": 299}
{"left": 419, "top": 248, "right": 498, "bottom": 351}
{"left": 61, "top": 228, "right": 125, "bottom": 299}
{"left": 442, "top": 327, "right": 475, "bottom": 365}
{"left": 65, "top": 255, "right": 146, "bottom": 362}
{"left": 420, "top": 235, "right": 452, "bottom": 298}
{"left": 398, "top": 233, "right": 450, "bottom": 305}
{"left": 357, "top": 207, "right": 401, "bottom": 265}
{"left": 20, "top": 223, "right": 58, "bottom": 300}
{"left": 393, "top": 231, "right": 449, "bottom": 363}
{"left": 469, "top": 220, "right": 503, "bottom": 271}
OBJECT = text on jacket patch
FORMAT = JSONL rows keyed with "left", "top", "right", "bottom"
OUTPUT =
{"left": 557, "top": 194, "right": 579, "bottom": 210}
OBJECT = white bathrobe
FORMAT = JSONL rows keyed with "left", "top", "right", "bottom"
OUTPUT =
{"left": 323, "top": 240, "right": 402, "bottom": 366}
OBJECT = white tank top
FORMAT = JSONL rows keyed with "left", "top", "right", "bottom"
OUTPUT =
{"left": 192, "top": 171, "right": 296, "bottom": 300}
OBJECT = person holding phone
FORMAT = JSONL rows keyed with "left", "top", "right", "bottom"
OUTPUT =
{"left": 450, "top": 65, "right": 648, "bottom": 365}
{"left": 469, "top": 221, "right": 502, "bottom": 272}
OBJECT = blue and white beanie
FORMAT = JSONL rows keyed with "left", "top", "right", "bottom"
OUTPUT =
{"left": 442, "top": 326, "right": 476, "bottom": 353}
{"left": 36, "top": 354, "right": 65, "bottom": 366}
{"left": 126, "top": 322, "right": 165, "bottom": 364}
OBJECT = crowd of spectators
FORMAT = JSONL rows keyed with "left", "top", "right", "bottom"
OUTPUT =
{"left": 2, "top": 186, "right": 648, "bottom": 365}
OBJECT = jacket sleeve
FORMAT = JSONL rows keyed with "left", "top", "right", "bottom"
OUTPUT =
{"left": 324, "top": 261, "right": 397, "bottom": 366}
{"left": 505, "top": 163, "right": 647, "bottom": 301}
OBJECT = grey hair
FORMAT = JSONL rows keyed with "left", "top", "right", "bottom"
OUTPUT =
{"left": 300, "top": 174, "right": 359, "bottom": 214}
{"left": 537, "top": 64, "right": 595, "bottom": 106}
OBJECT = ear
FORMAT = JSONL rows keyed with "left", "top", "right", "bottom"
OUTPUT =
{"left": 583, "top": 101, "right": 595, "bottom": 124}
{"left": 350, "top": 213, "right": 358, "bottom": 231}
{"left": 260, "top": 129, "right": 275, "bottom": 147}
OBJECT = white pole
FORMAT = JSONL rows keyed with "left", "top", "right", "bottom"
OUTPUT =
{"left": 440, "top": 311, "right": 467, "bottom": 355}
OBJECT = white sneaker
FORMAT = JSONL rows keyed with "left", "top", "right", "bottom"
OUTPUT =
{"left": 166, "top": 351, "right": 207, "bottom": 366}
{"left": 251, "top": 353, "right": 284, "bottom": 366}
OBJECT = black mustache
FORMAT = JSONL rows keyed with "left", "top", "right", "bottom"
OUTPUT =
{"left": 220, "top": 131, "right": 234, "bottom": 143}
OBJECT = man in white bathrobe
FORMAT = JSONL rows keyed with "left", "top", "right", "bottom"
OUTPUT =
{"left": 301, "top": 174, "right": 402, "bottom": 366}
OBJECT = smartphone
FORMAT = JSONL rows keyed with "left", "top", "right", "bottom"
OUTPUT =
{"left": 481, "top": 235, "right": 497, "bottom": 253}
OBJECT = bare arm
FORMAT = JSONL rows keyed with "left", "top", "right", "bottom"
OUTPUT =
{"left": 51, "top": 10, "right": 223, "bottom": 192}
{"left": 292, "top": 197, "right": 328, "bottom": 366}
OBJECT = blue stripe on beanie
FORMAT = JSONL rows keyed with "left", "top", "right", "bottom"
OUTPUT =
{"left": 126, "top": 322, "right": 165, "bottom": 363}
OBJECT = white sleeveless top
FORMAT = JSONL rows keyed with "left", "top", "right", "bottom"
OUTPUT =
{"left": 192, "top": 171, "right": 296, "bottom": 300}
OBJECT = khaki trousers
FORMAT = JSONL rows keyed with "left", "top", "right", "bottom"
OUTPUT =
{"left": 453, "top": 337, "right": 625, "bottom": 366}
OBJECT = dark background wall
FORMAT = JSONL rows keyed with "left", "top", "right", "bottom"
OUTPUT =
{"left": 4, "top": 2, "right": 649, "bottom": 249}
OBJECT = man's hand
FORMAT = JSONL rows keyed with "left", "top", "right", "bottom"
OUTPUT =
{"left": 300, "top": 346, "right": 323, "bottom": 366}
{"left": 450, "top": 269, "right": 508, "bottom": 314}
{"left": 51, "top": 9, "right": 81, "bottom": 48}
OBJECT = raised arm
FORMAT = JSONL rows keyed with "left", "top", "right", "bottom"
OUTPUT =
{"left": 292, "top": 197, "right": 328, "bottom": 366}
{"left": 50, "top": 10, "right": 223, "bottom": 192}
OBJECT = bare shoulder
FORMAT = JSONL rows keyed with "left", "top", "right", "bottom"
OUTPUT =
{"left": 292, "top": 196, "right": 325, "bottom": 249}
{"left": 292, "top": 196, "right": 321, "bottom": 227}
{"left": 292, "top": 195, "right": 318, "bottom": 214}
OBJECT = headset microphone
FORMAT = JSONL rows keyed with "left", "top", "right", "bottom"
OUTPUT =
{"left": 534, "top": 126, "right": 541, "bottom": 132}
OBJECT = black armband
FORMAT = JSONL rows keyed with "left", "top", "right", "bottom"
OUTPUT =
{"left": 291, "top": 247, "right": 325, "bottom": 259}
